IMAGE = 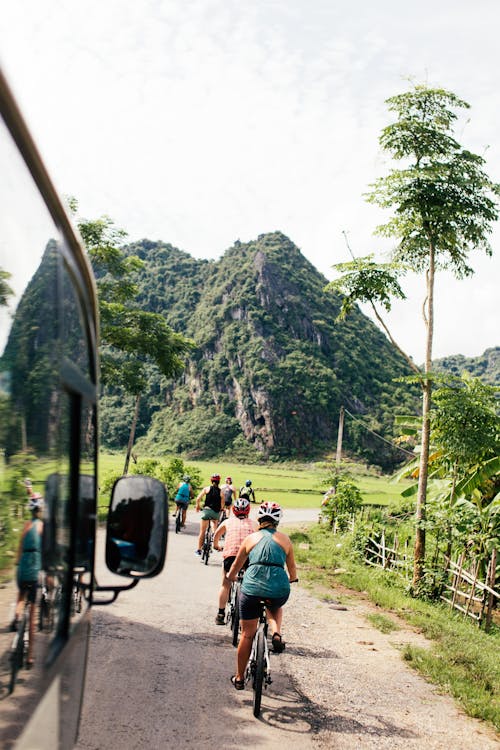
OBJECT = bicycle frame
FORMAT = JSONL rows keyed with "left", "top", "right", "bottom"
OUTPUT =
{"left": 245, "top": 599, "right": 272, "bottom": 717}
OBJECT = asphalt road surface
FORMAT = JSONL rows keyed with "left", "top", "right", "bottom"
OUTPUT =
{"left": 76, "top": 508, "right": 319, "bottom": 750}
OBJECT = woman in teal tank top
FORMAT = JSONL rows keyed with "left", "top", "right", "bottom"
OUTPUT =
{"left": 11, "top": 495, "right": 44, "bottom": 666}
{"left": 227, "top": 502, "right": 298, "bottom": 690}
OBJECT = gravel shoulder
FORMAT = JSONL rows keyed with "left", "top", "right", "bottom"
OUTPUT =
{"left": 282, "top": 581, "right": 499, "bottom": 749}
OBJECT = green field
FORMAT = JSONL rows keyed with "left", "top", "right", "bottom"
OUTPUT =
{"left": 98, "top": 453, "right": 408, "bottom": 510}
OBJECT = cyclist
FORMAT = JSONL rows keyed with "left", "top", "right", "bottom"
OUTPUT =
{"left": 213, "top": 498, "right": 257, "bottom": 624}
{"left": 227, "top": 501, "right": 297, "bottom": 690}
{"left": 173, "top": 475, "right": 194, "bottom": 527}
{"left": 11, "top": 494, "right": 44, "bottom": 667}
{"left": 220, "top": 476, "right": 237, "bottom": 517}
{"left": 194, "top": 473, "right": 222, "bottom": 556}
{"left": 239, "top": 479, "right": 256, "bottom": 504}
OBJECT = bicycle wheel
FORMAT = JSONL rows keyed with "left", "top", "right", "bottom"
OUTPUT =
{"left": 175, "top": 508, "right": 182, "bottom": 534}
{"left": 231, "top": 587, "right": 240, "bottom": 647}
{"left": 252, "top": 629, "right": 266, "bottom": 717}
{"left": 9, "top": 614, "right": 26, "bottom": 694}
{"left": 201, "top": 528, "right": 210, "bottom": 564}
{"left": 39, "top": 590, "right": 49, "bottom": 631}
{"left": 203, "top": 528, "right": 212, "bottom": 565}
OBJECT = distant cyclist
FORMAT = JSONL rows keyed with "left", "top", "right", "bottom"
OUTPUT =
{"left": 11, "top": 494, "right": 44, "bottom": 667}
{"left": 173, "top": 475, "right": 194, "bottom": 527}
{"left": 227, "top": 501, "right": 297, "bottom": 690}
{"left": 213, "top": 498, "right": 257, "bottom": 624}
{"left": 239, "top": 479, "right": 256, "bottom": 504}
{"left": 194, "top": 474, "right": 222, "bottom": 556}
{"left": 220, "top": 476, "right": 237, "bottom": 516}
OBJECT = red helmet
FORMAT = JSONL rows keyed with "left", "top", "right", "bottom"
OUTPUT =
{"left": 210, "top": 474, "right": 221, "bottom": 483}
{"left": 225, "top": 476, "right": 232, "bottom": 483}
{"left": 233, "top": 498, "right": 250, "bottom": 517}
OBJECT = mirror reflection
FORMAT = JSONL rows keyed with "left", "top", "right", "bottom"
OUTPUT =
{"left": 106, "top": 476, "right": 168, "bottom": 577}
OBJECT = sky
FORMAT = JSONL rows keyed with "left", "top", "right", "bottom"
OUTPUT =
{"left": 1, "top": 0, "right": 499, "bottom": 363}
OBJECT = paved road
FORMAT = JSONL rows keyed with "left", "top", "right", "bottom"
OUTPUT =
{"left": 76, "top": 508, "right": 319, "bottom": 750}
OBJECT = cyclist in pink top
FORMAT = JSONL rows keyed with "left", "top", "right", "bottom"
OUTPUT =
{"left": 213, "top": 498, "right": 257, "bottom": 624}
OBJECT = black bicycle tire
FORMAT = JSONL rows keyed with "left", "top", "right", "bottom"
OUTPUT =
{"left": 203, "top": 528, "right": 211, "bottom": 565}
{"left": 252, "top": 629, "right": 265, "bottom": 717}
{"left": 175, "top": 508, "right": 182, "bottom": 534}
{"left": 231, "top": 587, "right": 240, "bottom": 647}
{"left": 9, "top": 613, "right": 26, "bottom": 693}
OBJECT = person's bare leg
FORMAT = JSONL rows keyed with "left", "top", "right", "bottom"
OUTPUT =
{"left": 27, "top": 602, "right": 36, "bottom": 663}
{"left": 218, "top": 573, "right": 231, "bottom": 609}
{"left": 197, "top": 519, "right": 208, "bottom": 549}
{"left": 182, "top": 507, "right": 187, "bottom": 525}
{"left": 236, "top": 619, "right": 258, "bottom": 681}
{"left": 266, "top": 606, "right": 283, "bottom": 637}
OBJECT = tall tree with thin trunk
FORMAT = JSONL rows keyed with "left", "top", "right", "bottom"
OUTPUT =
{"left": 71, "top": 203, "right": 194, "bottom": 472}
{"left": 327, "top": 84, "right": 499, "bottom": 590}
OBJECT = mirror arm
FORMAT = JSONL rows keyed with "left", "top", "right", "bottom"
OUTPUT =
{"left": 92, "top": 578, "right": 140, "bottom": 605}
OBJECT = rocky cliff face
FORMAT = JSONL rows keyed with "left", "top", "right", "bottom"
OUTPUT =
{"left": 101, "top": 232, "right": 419, "bottom": 467}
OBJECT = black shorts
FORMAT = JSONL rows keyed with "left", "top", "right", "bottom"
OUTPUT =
{"left": 239, "top": 591, "right": 289, "bottom": 620}
{"left": 19, "top": 580, "right": 38, "bottom": 604}
{"left": 223, "top": 557, "right": 249, "bottom": 574}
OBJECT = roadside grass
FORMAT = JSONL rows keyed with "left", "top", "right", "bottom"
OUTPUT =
{"left": 366, "top": 612, "right": 400, "bottom": 634}
{"left": 285, "top": 522, "right": 500, "bottom": 733}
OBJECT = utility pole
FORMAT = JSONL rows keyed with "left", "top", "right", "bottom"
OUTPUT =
{"left": 335, "top": 405, "right": 344, "bottom": 468}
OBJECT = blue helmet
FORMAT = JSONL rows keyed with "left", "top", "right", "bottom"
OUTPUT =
{"left": 245, "top": 479, "right": 252, "bottom": 487}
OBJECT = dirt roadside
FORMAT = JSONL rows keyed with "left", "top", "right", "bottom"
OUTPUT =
{"left": 280, "top": 580, "right": 499, "bottom": 749}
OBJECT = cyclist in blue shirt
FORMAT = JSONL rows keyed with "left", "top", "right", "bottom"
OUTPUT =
{"left": 173, "top": 475, "right": 193, "bottom": 528}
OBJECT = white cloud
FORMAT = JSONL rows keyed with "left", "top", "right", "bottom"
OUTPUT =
{"left": 1, "top": 0, "right": 499, "bottom": 361}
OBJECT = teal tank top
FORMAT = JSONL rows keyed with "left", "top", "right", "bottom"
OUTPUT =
{"left": 17, "top": 519, "right": 42, "bottom": 583}
{"left": 241, "top": 528, "right": 290, "bottom": 599}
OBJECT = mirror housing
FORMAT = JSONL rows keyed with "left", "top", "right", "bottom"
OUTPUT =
{"left": 106, "top": 475, "right": 168, "bottom": 578}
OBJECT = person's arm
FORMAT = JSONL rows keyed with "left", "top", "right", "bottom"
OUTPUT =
{"left": 189, "top": 484, "right": 195, "bottom": 499}
{"left": 285, "top": 542, "right": 297, "bottom": 582}
{"left": 15, "top": 521, "right": 29, "bottom": 564}
{"left": 195, "top": 488, "right": 206, "bottom": 512}
{"left": 213, "top": 521, "right": 227, "bottom": 550}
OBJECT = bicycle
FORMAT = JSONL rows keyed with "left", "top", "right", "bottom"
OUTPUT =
{"left": 9, "top": 600, "right": 32, "bottom": 694}
{"left": 175, "top": 504, "right": 183, "bottom": 534}
{"left": 245, "top": 599, "right": 272, "bottom": 717}
{"left": 201, "top": 524, "right": 214, "bottom": 565}
{"left": 226, "top": 569, "right": 244, "bottom": 647}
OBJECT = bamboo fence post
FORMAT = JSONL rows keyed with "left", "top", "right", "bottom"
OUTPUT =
{"left": 464, "top": 558, "right": 480, "bottom": 619}
{"left": 451, "top": 552, "right": 465, "bottom": 609}
{"left": 484, "top": 548, "right": 497, "bottom": 632}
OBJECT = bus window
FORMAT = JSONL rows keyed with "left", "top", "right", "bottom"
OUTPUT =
{"left": 0, "top": 74, "right": 97, "bottom": 747}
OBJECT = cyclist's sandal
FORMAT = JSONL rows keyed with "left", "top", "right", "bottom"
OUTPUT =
{"left": 231, "top": 675, "right": 245, "bottom": 690}
{"left": 271, "top": 633, "right": 286, "bottom": 653}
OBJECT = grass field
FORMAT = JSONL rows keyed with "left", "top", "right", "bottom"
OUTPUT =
{"left": 98, "top": 453, "right": 408, "bottom": 509}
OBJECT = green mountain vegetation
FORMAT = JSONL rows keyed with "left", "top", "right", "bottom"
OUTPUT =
{"left": 100, "top": 232, "right": 419, "bottom": 469}
{"left": 432, "top": 347, "right": 500, "bottom": 386}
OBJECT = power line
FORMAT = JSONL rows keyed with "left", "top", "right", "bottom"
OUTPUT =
{"left": 343, "top": 407, "right": 415, "bottom": 458}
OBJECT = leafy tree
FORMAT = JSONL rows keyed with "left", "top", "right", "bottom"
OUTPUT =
{"left": 327, "top": 84, "right": 500, "bottom": 587}
{"left": 71, "top": 202, "right": 194, "bottom": 472}
{"left": 320, "top": 470, "right": 363, "bottom": 531}
{"left": 0, "top": 268, "right": 13, "bottom": 307}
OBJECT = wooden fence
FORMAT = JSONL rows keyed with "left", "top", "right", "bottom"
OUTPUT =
{"left": 363, "top": 533, "right": 499, "bottom": 630}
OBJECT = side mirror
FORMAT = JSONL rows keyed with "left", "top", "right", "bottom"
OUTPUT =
{"left": 106, "top": 475, "right": 168, "bottom": 578}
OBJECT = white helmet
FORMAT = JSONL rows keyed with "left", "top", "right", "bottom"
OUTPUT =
{"left": 257, "top": 501, "right": 282, "bottom": 524}
{"left": 28, "top": 493, "right": 44, "bottom": 511}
